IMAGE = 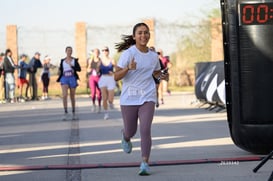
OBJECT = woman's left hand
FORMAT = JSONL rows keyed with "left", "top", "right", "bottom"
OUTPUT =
{"left": 159, "top": 72, "right": 169, "bottom": 81}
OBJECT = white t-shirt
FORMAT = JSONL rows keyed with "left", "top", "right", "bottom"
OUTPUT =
{"left": 62, "top": 59, "right": 75, "bottom": 71}
{"left": 62, "top": 59, "right": 75, "bottom": 76}
{"left": 117, "top": 45, "right": 161, "bottom": 105}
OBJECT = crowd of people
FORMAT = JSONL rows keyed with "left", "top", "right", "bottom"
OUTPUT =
{"left": 1, "top": 22, "right": 172, "bottom": 176}
{"left": 85, "top": 46, "right": 171, "bottom": 119}
{"left": 87, "top": 46, "right": 117, "bottom": 120}
{"left": 0, "top": 49, "right": 55, "bottom": 103}
{"left": 0, "top": 47, "right": 171, "bottom": 107}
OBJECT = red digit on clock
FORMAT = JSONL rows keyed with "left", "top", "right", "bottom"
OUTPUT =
{"left": 257, "top": 5, "right": 268, "bottom": 23}
{"left": 242, "top": 5, "right": 254, "bottom": 24}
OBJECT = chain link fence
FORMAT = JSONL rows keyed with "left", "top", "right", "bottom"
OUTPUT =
{"left": 0, "top": 20, "right": 199, "bottom": 63}
{"left": 1, "top": 20, "right": 210, "bottom": 88}
{"left": 17, "top": 27, "right": 74, "bottom": 65}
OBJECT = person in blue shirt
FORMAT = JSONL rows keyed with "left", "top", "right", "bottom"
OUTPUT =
{"left": 98, "top": 46, "right": 116, "bottom": 120}
{"left": 17, "top": 54, "right": 29, "bottom": 102}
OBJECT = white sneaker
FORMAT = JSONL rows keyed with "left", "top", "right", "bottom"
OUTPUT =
{"left": 62, "top": 113, "right": 69, "bottom": 121}
{"left": 97, "top": 106, "right": 101, "bottom": 113}
{"left": 72, "top": 113, "right": 78, "bottom": 120}
{"left": 104, "top": 113, "right": 109, "bottom": 120}
{"left": 19, "top": 97, "right": 25, "bottom": 103}
{"left": 92, "top": 105, "right": 97, "bottom": 113}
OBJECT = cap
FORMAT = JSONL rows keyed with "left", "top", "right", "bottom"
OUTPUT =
{"left": 35, "top": 52, "right": 41, "bottom": 56}
{"left": 102, "top": 46, "right": 109, "bottom": 51}
{"left": 44, "top": 55, "right": 51, "bottom": 60}
{"left": 20, "top": 54, "right": 27, "bottom": 59}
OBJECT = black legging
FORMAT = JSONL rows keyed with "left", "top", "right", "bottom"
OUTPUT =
{"left": 29, "top": 73, "right": 38, "bottom": 99}
{"left": 41, "top": 73, "right": 50, "bottom": 93}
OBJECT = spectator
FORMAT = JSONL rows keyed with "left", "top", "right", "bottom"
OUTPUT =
{"left": 0, "top": 52, "right": 5, "bottom": 103}
{"left": 28, "top": 52, "right": 42, "bottom": 100}
{"left": 3, "top": 49, "right": 17, "bottom": 103}
{"left": 40, "top": 55, "right": 55, "bottom": 100}
{"left": 98, "top": 46, "right": 116, "bottom": 120}
{"left": 17, "top": 54, "right": 29, "bottom": 102}
{"left": 57, "top": 46, "right": 81, "bottom": 121}
{"left": 87, "top": 48, "right": 102, "bottom": 113}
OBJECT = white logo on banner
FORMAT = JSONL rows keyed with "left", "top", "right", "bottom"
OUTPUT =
{"left": 217, "top": 80, "right": 226, "bottom": 104}
{"left": 201, "top": 65, "right": 216, "bottom": 92}
{"left": 206, "top": 74, "right": 226, "bottom": 104}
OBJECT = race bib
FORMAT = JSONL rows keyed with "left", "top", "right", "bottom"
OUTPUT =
{"left": 128, "top": 86, "right": 145, "bottom": 97}
{"left": 64, "top": 70, "right": 74, "bottom": 77}
{"left": 92, "top": 69, "right": 98, "bottom": 76}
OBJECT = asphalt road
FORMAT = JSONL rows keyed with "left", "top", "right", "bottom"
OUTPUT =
{"left": 0, "top": 92, "right": 272, "bottom": 181}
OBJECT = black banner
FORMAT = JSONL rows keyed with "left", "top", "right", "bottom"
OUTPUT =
{"left": 195, "top": 61, "right": 225, "bottom": 107}
{"left": 221, "top": 0, "right": 273, "bottom": 154}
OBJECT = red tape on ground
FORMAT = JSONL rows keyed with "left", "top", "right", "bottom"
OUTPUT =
{"left": 0, "top": 156, "right": 263, "bottom": 171}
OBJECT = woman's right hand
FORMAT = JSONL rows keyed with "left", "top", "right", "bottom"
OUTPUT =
{"left": 128, "top": 58, "right": 136, "bottom": 70}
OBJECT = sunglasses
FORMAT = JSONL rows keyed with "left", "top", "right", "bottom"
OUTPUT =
{"left": 102, "top": 49, "right": 109, "bottom": 52}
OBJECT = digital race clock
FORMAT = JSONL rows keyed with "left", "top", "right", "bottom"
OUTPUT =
{"left": 240, "top": 3, "right": 273, "bottom": 25}
{"left": 221, "top": 0, "right": 273, "bottom": 154}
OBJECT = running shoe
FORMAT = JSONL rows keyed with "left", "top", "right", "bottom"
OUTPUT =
{"left": 62, "top": 113, "right": 69, "bottom": 121}
{"left": 109, "top": 103, "right": 114, "bottom": 109}
{"left": 138, "top": 162, "right": 150, "bottom": 176}
{"left": 72, "top": 113, "right": 78, "bottom": 120}
{"left": 121, "top": 131, "right": 132, "bottom": 154}
{"left": 92, "top": 105, "right": 97, "bottom": 113}
{"left": 97, "top": 106, "right": 101, "bottom": 113}
{"left": 104, "top": 113, "right": 109, "bottom": 120}
{"left": 19, "top": 97, "right": 25, "bottom": 103}
{"left": 155, "top": 101, "right": 159, "bottom": 108}
{"left": 161, "top": 99, "right": 164, "bottom": 105}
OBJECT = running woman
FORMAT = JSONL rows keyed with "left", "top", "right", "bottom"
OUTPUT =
{"left": 87, "top": 48, "right": 102, "bottom": 113}
{"left": 114, "top": 22, "right": 169, "bottom": 175}
{"left": 57, "top": 46, "right": 81, "bottom": 121}
{"left": 98, "top": 46, "right": 116, "bottom": 120}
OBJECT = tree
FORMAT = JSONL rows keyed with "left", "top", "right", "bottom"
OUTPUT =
{"left": 170, "top": 6, "right": 221, "bottom": 87}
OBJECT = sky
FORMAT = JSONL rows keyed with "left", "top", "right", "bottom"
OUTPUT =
{"left": 0, "top": 0, "right": 219, "bottom": 63}
{"left": 0, "top": 0, "right": 219, "bottom": 29}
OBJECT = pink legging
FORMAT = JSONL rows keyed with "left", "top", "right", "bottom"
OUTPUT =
{"left": 89, "top": 75, "right": 101, "bottom": 106}
{"left": 121, "top": 101, "right": 155, "bottom": 158}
